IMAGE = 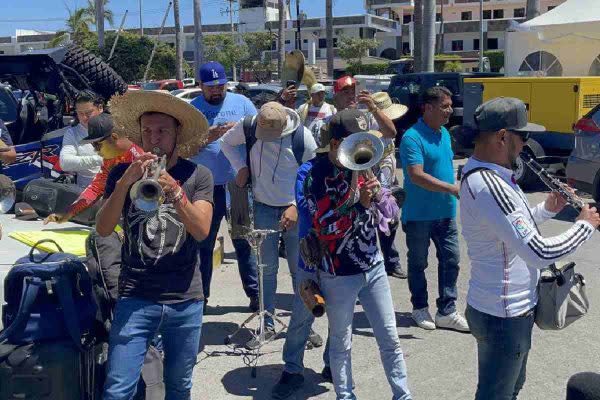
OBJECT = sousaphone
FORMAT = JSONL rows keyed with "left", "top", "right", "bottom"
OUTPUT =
{"left": 281, "top": 50, "right": 317, "bottom": 90}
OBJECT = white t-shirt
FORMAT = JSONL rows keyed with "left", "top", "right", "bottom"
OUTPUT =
{"left": 297, "top": 102, "right": 336, "bottom": 146}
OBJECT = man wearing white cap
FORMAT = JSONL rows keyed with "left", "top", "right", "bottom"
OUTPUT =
{"left": 296, "top": 83, "right": 336, "bottom": 146}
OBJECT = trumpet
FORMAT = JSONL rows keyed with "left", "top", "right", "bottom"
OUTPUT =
{"left": 130, "top": 148, "right": 167, "bottom": 212}
{"left": 337, "top": 132, "right": 385, "bottom": 198}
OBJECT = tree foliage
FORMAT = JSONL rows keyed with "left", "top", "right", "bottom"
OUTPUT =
{"left": 49, "top": 7, "right": 94, "bottom": 47}
{"left": 203, "top": 34, "right": 249, "bottom": 74}
{"left": 81, "top": 31, "right": 192, "bottom": 82}
{"left": 338, "top": 36, "right": 381, "bottom": 72}
{"left": 86, "top": 0, "right": 115, "bottom": 27}
{"left": 241, "top": 32, "right": 276, "bottom": 83}
{"left": 484, "top": 50, "right": 504, "bottom": 72}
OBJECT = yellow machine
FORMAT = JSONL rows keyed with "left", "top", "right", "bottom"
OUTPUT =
{"left": 464, "top": 76, "right": 600, "bottom": 135}
{"left": 459, "top": 77, "right": 600, "bottom": 186}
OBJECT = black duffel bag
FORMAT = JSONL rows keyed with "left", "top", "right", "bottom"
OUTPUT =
{"left": 22, "top": 178, "right": 100, "bottom": 225}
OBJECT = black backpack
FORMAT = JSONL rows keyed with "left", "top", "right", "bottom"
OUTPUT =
{"left": 242, "top": 115, "right": 305, "bottom": 176}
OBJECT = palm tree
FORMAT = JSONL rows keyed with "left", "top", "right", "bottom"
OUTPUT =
{"left": 413, "top": 0, "right": 423, "bottom": 72}
{"left": 325, "top": 0, "right": 333, "bottom": 78}
{"left": 87, "top": 0, "right": 114, "bottom": 27}
{"left": 278, "top": 0, "right": 286, "bottom": 79}
{"left": 422, "top": 0, "right": 436, "bottom": 72}
{"left": 49, "top": 7, "right": 94, "bottom": 47}
{"left": 526, "top": 0, "right": 540, "bottom": 21}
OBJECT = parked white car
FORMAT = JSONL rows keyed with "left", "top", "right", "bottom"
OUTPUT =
{"left": 170, "top": 88, "right": 203, "bottom": 102}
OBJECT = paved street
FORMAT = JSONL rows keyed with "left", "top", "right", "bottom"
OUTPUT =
{"left": 191, "top": 162, "right": 600, "bottom": 400}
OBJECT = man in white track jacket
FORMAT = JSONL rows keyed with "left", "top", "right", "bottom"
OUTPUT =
{"left": 459, "top": 97, "right": 600, "bottom": 400}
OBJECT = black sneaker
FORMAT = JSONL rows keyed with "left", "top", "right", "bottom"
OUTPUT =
{"left": 308, "top": 329, "right": 323, "bottom": 348}
{"left": 249, "top": 295, "right": 259, "bottom": 312}
{"left": 245, "top": 327, "right": 276, "bottom": 350}
{"left": 271, "top": 371, "right": 305, "bottom": 399}
{"left": 321, "top": 366, "right": 332, "bottom": 383}
{"left": 386, "top": 266, "right": 407, "bottom": 279}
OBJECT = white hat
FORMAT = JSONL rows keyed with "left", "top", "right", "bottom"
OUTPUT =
{"left": 310, "top": 83, "right": 326, "bottom": 95}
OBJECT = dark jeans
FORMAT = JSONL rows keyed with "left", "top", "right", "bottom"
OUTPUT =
{"left": 466, "top": 305, "right": 535, "bottom": 400}
{"left": 378, "top": 221, "right": 401, "bottom": 271}
{"left": 402, "top": 218, "right": 460, "bottom": 316}
{"left": 199, "top": 184, "right": 258, "bottom": 300}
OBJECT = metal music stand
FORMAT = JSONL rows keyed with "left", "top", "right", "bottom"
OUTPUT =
{"left": 223, "top": 226, "right": 289, "bottom": 377}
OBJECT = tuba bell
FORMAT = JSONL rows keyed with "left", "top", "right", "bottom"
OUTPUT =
{"left": 129, "top": 148, "right": 167, "bottom": 212}
{"left": 337, "top": 132, "right": 385, "bottom": 198}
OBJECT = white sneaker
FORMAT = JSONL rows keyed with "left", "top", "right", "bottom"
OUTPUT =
{"left": 412, "top": 308, "right": 436, "bottom": 330}
{"left": 435, "top": 311, "right": 470, "bottom": 332}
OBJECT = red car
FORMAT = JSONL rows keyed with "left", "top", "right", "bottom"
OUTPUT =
{"left": 140, "top": 80, "right": 183, "bottom": 91}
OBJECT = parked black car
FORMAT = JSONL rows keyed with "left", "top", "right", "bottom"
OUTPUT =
{"left": 387, "top": 72, "right": 502, "bottom": 149}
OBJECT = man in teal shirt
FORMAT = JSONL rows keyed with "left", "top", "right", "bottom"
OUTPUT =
{"left": 400, "top": 86, "right": 468, "bottom": 333}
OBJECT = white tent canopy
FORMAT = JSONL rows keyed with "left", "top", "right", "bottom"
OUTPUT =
{"left": 504, "top": 0, "right": 600, "bottom": 76}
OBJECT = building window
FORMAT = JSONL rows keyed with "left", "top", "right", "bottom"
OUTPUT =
{"left": 548, "top": 6, "right": 556, "bottom": 11}
{"left": 333, "top": 37, "right": 338, "bottom": 48}
{"left": 285, "top": 39, "right": 291, "bottom": 44}
{"left": 514, "top": 8, "right": 525, "bottom": 18}
{"left": 493, "top": 9, "right": 504, "bottom": 19}
{"left": 436, "top": 13, "right": 442, "bottom": 22}
{"left": 403, "top": 14, "right": 412, "bottom": 24}
{"left": 402, "top": 42, "right": 410, "bottom": 54}
{"left": 452, "top": 40, "right": 463, "bottom": 52}
{"left": 483, "top": 10, "right": 492, "bottom": 19}
{"left": 473, "top": 39, "right": 480, "bottom": 51}
{"left": 303, "top": 39, "right": 308, "bottom": 44}
{"left": 461, "top": 11, "right": 472, "bottom": 21}
{"left": 487, "top": 38, "right": 499, "bottom": 50}
{"left": 318, "top": 38, "right": 326, "bottom": 49}
{"left": 271, "top": 40, "right": 277, "bottom": 50}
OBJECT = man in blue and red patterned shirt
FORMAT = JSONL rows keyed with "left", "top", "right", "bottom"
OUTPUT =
{"left": 303, "top": 109, "right": 412, "bottom": 400}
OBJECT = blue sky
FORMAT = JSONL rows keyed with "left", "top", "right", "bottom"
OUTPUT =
{"left": 0, "top": 0, "right": 367, "bottom": 36}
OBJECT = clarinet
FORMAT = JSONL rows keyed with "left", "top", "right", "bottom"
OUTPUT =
{"left": 519, "top": 151, "right": 587, "bottom": 211}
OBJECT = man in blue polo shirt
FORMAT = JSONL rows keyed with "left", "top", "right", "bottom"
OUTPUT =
{"left": 400, "top": 86, "right": 468, "bottom": 332}
{"left": 190, "top": 61, "right": 259, "bottom": 310}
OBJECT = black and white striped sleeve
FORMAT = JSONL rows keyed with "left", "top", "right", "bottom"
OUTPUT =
{"left": 472, "top": 171, "right": 595, "bottom": 268}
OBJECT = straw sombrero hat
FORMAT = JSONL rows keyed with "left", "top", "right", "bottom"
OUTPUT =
{"left": 109, "top": 90, "right": 209, "bottom": 159}
{"left": 372, "top": 92, "right": 408, "bottom": 121}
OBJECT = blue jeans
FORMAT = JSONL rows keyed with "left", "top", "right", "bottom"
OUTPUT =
{"left": 254, "top": 202, "right": 299, "bottom": 328}
{"left": 466, "top": 305, "right": 534, "bottom": 400}
{"left": 320, "top": 262, "right": 411, "bottom": 400}
{"left": 402, "top": 218, "right": 460, "bottom": 316}
{"left": 103, "top": 297, "right": 204, "bottom": 400}
{"left": 199, "top": 184, "right": 258, "bottom": 299}
{"left": 282, "top": 266, "right": 330, "bottom": 374}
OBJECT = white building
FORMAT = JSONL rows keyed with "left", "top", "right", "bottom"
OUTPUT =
{"left": 366, "top": 0, "right": 566, "bottom": 58}
{"left": 0, "top": 0, "right": 398, "bottom": 73}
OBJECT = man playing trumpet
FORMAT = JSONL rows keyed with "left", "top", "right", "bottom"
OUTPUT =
{"left": 303, "top": 109, "right": 412, "bottom": 400}
{"left": 96, "top": 91, "right": 214, "bottom": 400}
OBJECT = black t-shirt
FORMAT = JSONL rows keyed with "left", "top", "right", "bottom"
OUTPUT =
{"left": 105, "top": 158, "right": 214, "bottom": 303}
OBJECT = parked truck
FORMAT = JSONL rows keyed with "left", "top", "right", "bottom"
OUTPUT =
{"left": 455, "top": 76, "right": 600, "bottom": 187}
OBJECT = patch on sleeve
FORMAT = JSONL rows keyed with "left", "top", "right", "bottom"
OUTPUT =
{"left": 512, "top": 217, "right": 533, "bottom": 239}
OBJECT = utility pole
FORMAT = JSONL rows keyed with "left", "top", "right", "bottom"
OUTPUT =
{"left": 96, "top": 0, "right": 105, "bottom": 49}
{"left": 139, "top": 0, "right": 144, "bottom": 35}
{"left": 222, "top": 0, "right": 238, "bottom": 82}
{"left": 144, "top": 1, "right": 172, "bottom": 82}
{"left": 325, "top": 0, "right": 333, "bottom": 79}
{"left": 193, "top": 0, "right": 204, "bottom": 80}
{"left": 173, "top": 0, "right": 184, "bottom": 80}
{"left": 278, "top": 0, "right": 286, "bottom": 80}
{"left": 296, "top": 0, "right": 301, "bottom": 51}
{"left": 422, "top": 0, "right": 435, "bottom": 72}
{"left": 479, "top": 0, "right": 484, "bottom": 71}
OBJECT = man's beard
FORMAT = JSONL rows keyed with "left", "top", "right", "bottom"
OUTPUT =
{"left": 206, "top": 94, "right": 224, "bottom": 105}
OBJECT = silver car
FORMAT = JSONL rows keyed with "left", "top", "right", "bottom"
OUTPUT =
{"left": 566, "top": 104, "right": 600, "bottom": 201}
